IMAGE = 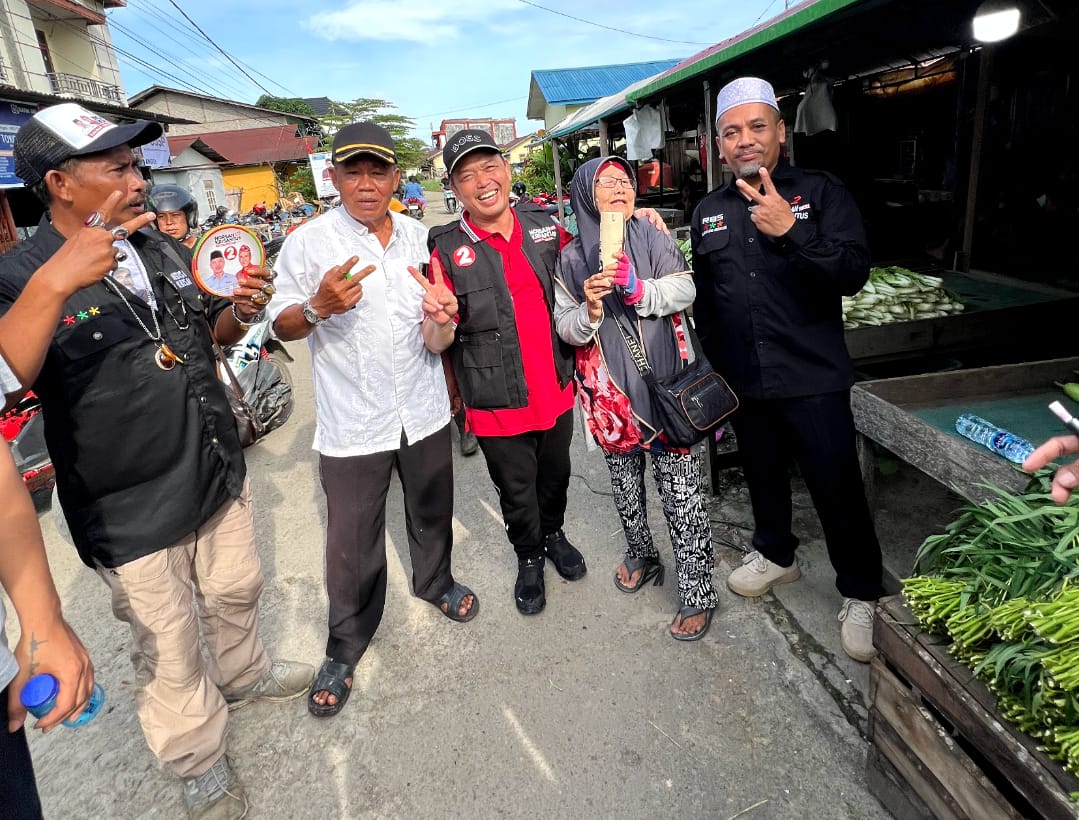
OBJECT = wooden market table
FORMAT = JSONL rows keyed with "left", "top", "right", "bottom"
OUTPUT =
{"left": 850, "top": 356, "right": 1079, "bottom": 505}
{"left": 703, "top": 269, "right": 1079, "bottom": 491}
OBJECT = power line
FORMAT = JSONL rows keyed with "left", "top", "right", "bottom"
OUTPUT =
{"left": 752, "top": 0, "right": 783, "bottom": 27}
{"left": 414, "top": 96, "right": 527, "bottom": 119}
{"left": 162, "top": 0, "right": 275, "bottom": 96}
{"left": 109, "top": 20, "right": 248, "bottom": 100}
{"left": 130, "top": 0, "right": 296, "bottom": 97}
{"left": 515, "top": 0, "right": 711, "bottom": 46}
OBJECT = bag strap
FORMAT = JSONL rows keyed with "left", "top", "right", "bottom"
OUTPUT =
{"left": 608, "top": 308, "right": 652, "bottom": 377}
{"left": 158, "top": 236, "right": 247, "bottom": 404}
{"left": 212, "top": 337, "right": 247, "bottom": 403}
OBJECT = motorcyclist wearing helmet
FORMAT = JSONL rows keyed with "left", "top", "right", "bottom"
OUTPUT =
{"left": 510, "top": 181, "right": 529, "bottom": 208}
{"left": 149, "top": 184, "right": 199, "bottom": 249}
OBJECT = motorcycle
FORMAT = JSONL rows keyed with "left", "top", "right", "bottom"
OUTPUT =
{"left": 1, "top": 391, "right": 52, "bottom": 501}
{"left": 405, "top": 197, "right": 425, "bottom": 220}
{"left": 443, "top": 189, "right": 458, "bottom": 214}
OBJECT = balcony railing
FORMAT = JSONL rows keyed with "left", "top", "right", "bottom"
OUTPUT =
{"left": 48, "top": 72, "right": 122, "bottom": 104}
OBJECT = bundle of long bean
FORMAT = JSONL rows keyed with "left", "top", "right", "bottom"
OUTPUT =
{"left": 843, "top": 266, "right": 964, "bottom": 329}
{"left": 901, "top": 477, "right": 1079, "bottom": 783}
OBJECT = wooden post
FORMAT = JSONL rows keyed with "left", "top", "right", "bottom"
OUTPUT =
{"left": 957, "top": 46, "right": 993, "bottom": 272}
{"left": 598, "top": 119, "right": 609, "bottom": 158}
{"left": 703, "top": 79, "right": 720, "bottom": 191}
{"left": 552, "top": 138, "right": 566, "bottom": 225}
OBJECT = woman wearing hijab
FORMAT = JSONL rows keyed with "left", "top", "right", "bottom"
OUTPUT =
{"left": 554, "top": 156, "right": 717, "bottom": 641}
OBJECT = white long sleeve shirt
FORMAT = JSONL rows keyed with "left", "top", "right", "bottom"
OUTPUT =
{"left": 269, "top": 208, "right": 450, "bottom": 456}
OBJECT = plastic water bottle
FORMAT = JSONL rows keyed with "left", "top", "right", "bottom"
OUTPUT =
{"left": 20, "top": 674, "right": 105, "bottom": 728}
{"left": 954, "top": 413, "right": 1035, "bottom": 464}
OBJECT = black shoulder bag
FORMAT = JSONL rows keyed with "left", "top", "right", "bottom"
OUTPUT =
{"left": 610, "top": 308, "right": 738, "bottom": 447}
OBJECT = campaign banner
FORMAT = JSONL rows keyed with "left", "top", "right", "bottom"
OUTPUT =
{"left": 308, "top": 151, "right": 337, "bottom": 199}
{"left": 140, "top": 132, "right": 171, "bottom": 169}
{"left": 0, "top": 102, "right": 36, "bottom": 188}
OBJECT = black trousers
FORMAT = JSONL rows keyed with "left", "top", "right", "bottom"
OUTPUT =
{"left": 730, "top": 390, "right": 884, "bottom": 602}
{"left": 0, "top": 685, "right": 43, "bottom": 820}
{"left": 319, "top": 425, "right": 455, "bottom": 665}
{"left": 477, "top": 409, "right": 574, "bottom": 560}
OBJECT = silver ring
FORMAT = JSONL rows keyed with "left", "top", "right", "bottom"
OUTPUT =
{"left": 111, "top": 226, "right": 129, "bottom": 241}
{"left": 115, "top": 250, "right": 128, "bottom": 263}
{"left": 250, "top": 292, "right": 269, "bottom": 306}
{"left": 84, "top": 211, "right": 105, "bottom": 229}
{"left": 261, "top": 282, "right": 276, "bottom": 296}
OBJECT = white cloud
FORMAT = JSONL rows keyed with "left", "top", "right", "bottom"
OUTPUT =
{"left": 303, "top": 0, "right": 523, "bottom": 45}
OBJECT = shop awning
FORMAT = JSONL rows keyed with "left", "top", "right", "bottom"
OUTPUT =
{"left": 628, "top": 0, "right": 862, "bottom": 103}
{"left": 544, "top": 70, "right": 672, "bottom": 141}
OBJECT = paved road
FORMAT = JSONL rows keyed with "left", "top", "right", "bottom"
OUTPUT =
{"left": 12, "top": 203, "right": 895, "bottom": 819}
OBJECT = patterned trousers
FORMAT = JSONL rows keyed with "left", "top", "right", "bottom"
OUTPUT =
{"left": 603, "top": 449, "right": 718, "bottom": 610}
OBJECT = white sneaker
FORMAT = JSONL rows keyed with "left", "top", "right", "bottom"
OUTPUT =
{"left": 838, "top": 598, "right": 876, "bottom": 663}
{"left": 726, "top": 550, "right": 801, "bottom": 597}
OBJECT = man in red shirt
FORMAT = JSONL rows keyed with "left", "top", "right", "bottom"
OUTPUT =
{"left": 420, "top": 130, "right": 584, "bottom": 615}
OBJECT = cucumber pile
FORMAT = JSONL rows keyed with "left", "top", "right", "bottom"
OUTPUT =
{"left": 843, "top": 266, "right": 965, "bottom": 329}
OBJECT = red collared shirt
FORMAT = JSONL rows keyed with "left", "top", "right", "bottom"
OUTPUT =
{"left": 433, "top": 211, "right": 574, "bottom": 437}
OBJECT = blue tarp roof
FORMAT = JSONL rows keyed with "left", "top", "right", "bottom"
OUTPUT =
{"left": 527, "top": 59, "right": 681, "bottom": 119}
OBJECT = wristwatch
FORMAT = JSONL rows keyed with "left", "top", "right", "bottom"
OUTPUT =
{"left": 302, "top": 298, "right": 327, "bottom": 326}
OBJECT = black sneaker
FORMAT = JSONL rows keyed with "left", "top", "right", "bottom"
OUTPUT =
{"left": 544, "top": 530, "right": 587, "bottom": 581}
{"left": 460, "top": 431, "right": 479, "bottom": 457}
{"left": 515, "top": 556, "right": 546, "bottom": 615}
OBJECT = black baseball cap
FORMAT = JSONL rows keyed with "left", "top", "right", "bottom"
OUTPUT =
{"left": 14, "top": 102, "right": 162, "bottom": 187}
{"left": 331, "top": 121, "right": 396, "bottom": 165}
{"left": 443, "top": 129, "right": 501, "bottom": 176}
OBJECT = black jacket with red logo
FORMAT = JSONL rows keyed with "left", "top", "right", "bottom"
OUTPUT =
{"left": 690, "top": 158, "right": 870, "bottom": 400}
{"left": 429, "top": 208, "right": 574, "bottom": 410}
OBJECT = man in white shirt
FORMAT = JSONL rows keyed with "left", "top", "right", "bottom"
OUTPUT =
{"left": 270, "top": 122, "right": 478, "bottom": 719}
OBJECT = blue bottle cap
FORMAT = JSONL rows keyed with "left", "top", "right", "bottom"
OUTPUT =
{"left": 20, "top": 673, "right": 59, "bottom": 709}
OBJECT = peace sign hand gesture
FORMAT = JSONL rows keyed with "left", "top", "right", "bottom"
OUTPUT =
{"left": 735, "top": 166, "right": 795, "bottom": 238}
{"left": 409, "top": 254, "right": 458, "bottom": 326}
{"left": 311, "top": 256, "right": 377, "bottom": 317}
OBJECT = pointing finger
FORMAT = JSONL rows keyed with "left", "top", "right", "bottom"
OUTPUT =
{"left": 758, "top": 166, "right": 780, "bottom": 197}
{"left": 408, "top": 265, "right": 434, "bottom": 292}
{"left": 120, "top": 210, "right": 157, "bottom": 236}
{"left": 430, "top": 253, "right": 447, "bottom": 288}
{"left": 336, "top": 257, "right": 360, "bottom": 280}
{"left": 735, "top": 179, "right": 765, "bottom": 204}
{"left": 95, "top": 191, "right": 125, "bottom": 228}
{"left": 347, "top": 264, "right": 377, "bottom": 282}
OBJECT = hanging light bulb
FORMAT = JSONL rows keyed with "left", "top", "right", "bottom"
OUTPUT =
{"left": 973, "top": 0, "right": 1021, "bottom": 42}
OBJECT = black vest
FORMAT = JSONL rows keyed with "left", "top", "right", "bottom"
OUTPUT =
{"left": 429, "top": 210, "right": 573, "bottom": 410}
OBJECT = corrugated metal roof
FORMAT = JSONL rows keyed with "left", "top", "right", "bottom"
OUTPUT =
{"left": 167, "top": 126, "right": 316, "bottom": 166}
{"left": 545, "top": 69, "right": 672, "bottom": 140}
{"left": 527, "top": 59, "right": 681, "bottom": 119}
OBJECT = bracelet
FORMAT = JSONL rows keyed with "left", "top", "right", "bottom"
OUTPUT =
{"left": 231, "top": 304, "right": 265, "bottom": 330}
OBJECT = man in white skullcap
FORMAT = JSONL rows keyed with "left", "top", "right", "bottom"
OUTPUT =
{"left": 690, "top": 77, "right": 883, "bottom": 662}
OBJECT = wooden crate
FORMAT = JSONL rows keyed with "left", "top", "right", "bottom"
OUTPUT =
{"left": 868, "top": 596, "right": 1079, "bottom": 819}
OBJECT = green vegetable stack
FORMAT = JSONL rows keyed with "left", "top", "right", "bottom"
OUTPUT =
{"left": 903, "top": 473, "right": 1079, "bottom": 779}
{"left": 843, "top": 266, "right": 964, "bottom": 329}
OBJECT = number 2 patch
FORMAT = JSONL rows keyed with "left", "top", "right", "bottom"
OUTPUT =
{"left": 453, "top": 246, "right": 476, "bottom": 267}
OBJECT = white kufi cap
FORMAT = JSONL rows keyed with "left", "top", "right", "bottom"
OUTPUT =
{"left": 715, "top": 77, "right": 779, "bottom": 124}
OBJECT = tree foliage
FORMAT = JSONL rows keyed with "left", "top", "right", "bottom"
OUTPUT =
{"left": 516, "top": 143, "right": 573, "bottom": 196}
{"left": 256, "top": 95, "right": 317, "bottom": 117}
{"left": 318, "top": 98, "right": 428, "bottom": 171}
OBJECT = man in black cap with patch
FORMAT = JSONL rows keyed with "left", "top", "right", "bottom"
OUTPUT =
{"left": 421, "top": 130, "right": 589, "bottom": 616}
{"left": 271, "top": 121, "right": 478, "bottom": 719}
{"left": 0, "top": 102, "right": 313, "bottom": 820}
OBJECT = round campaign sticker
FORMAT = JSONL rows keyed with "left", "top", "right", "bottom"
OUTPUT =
{"left": 191, "top": 225, "right": 266, "bottom": 298}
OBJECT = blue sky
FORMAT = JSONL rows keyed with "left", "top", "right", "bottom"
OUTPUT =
{"left": 108, "top": 0, "right": 777, "bottom": 141}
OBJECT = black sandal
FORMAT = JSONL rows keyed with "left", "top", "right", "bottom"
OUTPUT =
{"left": 307, "top": 659, "right": 355, "bottom": 718}
{"left": 669, "top": 606, "right": 714, "bottom": 642}
{"left": 613, "top": 555, "right": 665, "bottom": 593}
{"left": 434, "top": 581, "right": 479, "bottom": 623}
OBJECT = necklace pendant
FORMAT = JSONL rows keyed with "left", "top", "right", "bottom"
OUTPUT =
{"left": 154, "top": 343, "right": 184, "bottom": 370}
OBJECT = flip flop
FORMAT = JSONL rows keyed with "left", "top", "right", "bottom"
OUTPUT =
{"left": 307, "top": 659, "right": 355, "bottom": 718}
{"left": 613, "top": 555, "right": 665, "bottom": 593}
{"left": 434, "top": 581, "right": 479, "bottom": 623}
{"left": 669, "top": 606, "right": 714, "bottom": 642}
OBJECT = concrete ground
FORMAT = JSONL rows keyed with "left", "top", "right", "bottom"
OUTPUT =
{"left": 7, "top": 203, "right": 940, "bottom": 819}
